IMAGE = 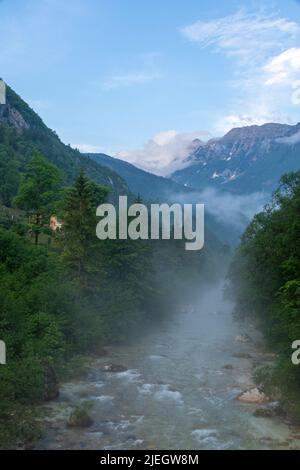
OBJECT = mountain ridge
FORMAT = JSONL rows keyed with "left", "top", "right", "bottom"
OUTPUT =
{"left": 171, "top": 121, "right": 300, "bottom": 194}
{"left": 87, "top": 152, "right": 193, "bottom": 202}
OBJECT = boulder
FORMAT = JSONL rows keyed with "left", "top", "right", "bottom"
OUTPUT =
{"left": 68, "top": 403, "right": 93, "bottom": 428}
{"left": 238, "top": 387, "right": 269, "bottom": 404}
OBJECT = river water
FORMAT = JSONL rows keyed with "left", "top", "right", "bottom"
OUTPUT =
{"left": 37, "top": 283, "right": 300, "bottom": 450}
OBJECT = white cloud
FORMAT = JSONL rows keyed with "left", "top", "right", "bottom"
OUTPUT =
{"left": 181, "top": 9, "right": 300, "bottom": 134}
{"left": 102, "top": 71, "right": 162, "bottom": 90}
{"left": 214, "top": 114, "right": 269, "bottom": 135}
{"left": 214, "top": 105, "right": 292, "bottom": 135}
{"left": 180, "top": 10, "right": 299, "bottom": 64}
{"left": 263, "top": 47, "right": 300, "bottom": 85}
{"left": 116, "top": 130, "right": 210, "bottom": 176}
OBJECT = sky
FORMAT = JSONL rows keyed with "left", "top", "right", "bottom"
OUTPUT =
{"left": 1, "top": 0, "right": 300, "bottom": 175}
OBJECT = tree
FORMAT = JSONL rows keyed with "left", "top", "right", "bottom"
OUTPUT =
{"left": 228, "top": 171, "right": 300, "bottom": 418}
{"left": 0, "top": 149, "right": 20, "bottom": 206}
{"left": 62, "top": 170, "right": 105, "bottom": 285}
{"left": 13, "top": 152, "right": 62, "bottom": 244}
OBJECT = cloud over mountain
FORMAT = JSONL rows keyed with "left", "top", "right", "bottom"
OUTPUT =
{"left": 116, "top": 130, "right": 209, "bottom": 176}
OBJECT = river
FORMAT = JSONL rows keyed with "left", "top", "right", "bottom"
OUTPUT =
{"left": 37, "top": 282, "right": 300, "bottom": 450}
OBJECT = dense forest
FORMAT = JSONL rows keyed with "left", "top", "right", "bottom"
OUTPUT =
{"left": 228, "top": 171, "right": 300, "bottom": 419}
{"left": 0, "top": 148, "right": 226, "bottom": 448}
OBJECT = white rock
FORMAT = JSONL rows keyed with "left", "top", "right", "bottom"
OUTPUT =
{"left": 237, "top": 387, "right": 269, "bottom": 404}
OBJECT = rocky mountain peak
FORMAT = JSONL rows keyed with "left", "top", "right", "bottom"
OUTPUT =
{"left": 171, "top": 121, "right": 300, "bottom": 194}
{"left": 222, "top": 123, "right": 293, "bottom": 144}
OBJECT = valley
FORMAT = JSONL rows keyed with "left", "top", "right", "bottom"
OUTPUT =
{"left": 0, "top": 81, "right": 300, "bottom": 450}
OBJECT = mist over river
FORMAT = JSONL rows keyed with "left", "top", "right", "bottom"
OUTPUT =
{"left": 37, "top": 282, "right": 300, "bottom": 450}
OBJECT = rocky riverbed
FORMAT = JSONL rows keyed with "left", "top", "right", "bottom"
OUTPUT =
{"left": 36, "top": 283, "right": 300, "bottom": 450}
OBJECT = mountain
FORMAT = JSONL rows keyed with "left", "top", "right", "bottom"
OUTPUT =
{"left": 88, "top": 153, "right": 243, "bottom": 244}
{"left": 0, "top": 82, "right": 129, "bottom": 205}
{"left": 87, "top": 153, "right": 192, "bottom": 202}
{"left": 171, "top": 123, "right": 300, "bottom": 194}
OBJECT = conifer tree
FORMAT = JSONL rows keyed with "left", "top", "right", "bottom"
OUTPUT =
{"left": 62, "top": 170, "right": 98, "bottom": 285}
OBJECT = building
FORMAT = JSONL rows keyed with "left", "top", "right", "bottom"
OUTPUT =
{"left": 50, "top": 215, "right": 62, "bottom": 231}
{"left": 0, "top": 79, "right": 6, "bottom": 105}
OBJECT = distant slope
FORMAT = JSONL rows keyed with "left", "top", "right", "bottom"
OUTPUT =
{"left": 172, "top": 123, "right": 300, "bottom": 194}
{"left": 0, "top": 83, "right": 129, "bottom": 205}
{"left": 87, "top": 153, "right": 242, "bottom": 245}
{"left": 87, "top": 152, "right": 191, "bottom": 201}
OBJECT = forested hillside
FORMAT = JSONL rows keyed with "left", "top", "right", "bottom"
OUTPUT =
{"left": 228, "top": 172, "right": 300, "bottom": 418}
{"left": 0, "top": 84, "right": 129, "bottom": 206}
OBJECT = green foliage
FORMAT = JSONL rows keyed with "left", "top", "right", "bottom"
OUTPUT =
{"left": 13, "top": 152, "right": 63, "bottom": 244}
{"left": 68, "top": 400, "right": 94, "bottom": 428}
{"left": 228, "top": 171, "right": 300, "bottom": 416}
{"left": 62, "top": 170, "right": 97, "bottom": 283}
{"left": 253, "top": 365, "right": 277, "bottom": 398}
{"left": 0, "top": 162, "right": 226, "bottom": 447}
{"left": 0, "top": 227, "right": 77, "bottom": 447}
{"left": 0, "top": 403, "right": 42, "bottom": 449}
{"left": 13, "top": 152, "right": 62, "bottom": 213}
{"left": 0, "top": 125, "right": 24, "bottom": 205}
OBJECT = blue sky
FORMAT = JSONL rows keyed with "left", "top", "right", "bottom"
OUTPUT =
{"left": 1, "top": 0, "right": 300, "bottom": 175}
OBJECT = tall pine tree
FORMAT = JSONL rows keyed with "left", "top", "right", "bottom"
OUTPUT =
{"left": 62, "top": 170, "right": 98, "bottom": 286}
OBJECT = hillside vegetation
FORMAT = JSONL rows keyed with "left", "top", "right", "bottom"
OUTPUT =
{"left": 228, "top": 171, "right": 300, "bottom": 419}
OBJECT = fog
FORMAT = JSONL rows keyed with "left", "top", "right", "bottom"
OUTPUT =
{"left": 170, "top": 186, "right": 269, "bottom": 236}
{"left": 38, "top": 183, "right": 299, "bottom": 451}
{"left": 38, "top": 274, "right": 297, "bottom": 450}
